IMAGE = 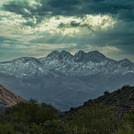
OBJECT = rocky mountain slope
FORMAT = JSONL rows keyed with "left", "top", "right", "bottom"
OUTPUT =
{"left": 0, "top": 50, "right": 134, "bottom": 110}
{"left": 0, "top": 84, "right": 26, "bottom": 109}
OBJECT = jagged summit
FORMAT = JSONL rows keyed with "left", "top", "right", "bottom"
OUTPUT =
{"left": 118, "top": 58, "right": 133, "bottom": 67}
{"left": 47, "top": 50, "right": 106, "bottom": 60}
{"left": 74, "top": 50, "right": 85, "bottom": 62}
{"left": 47, "top": 51, "right": 61, "bottom": 58}
{"left": 87, "top": 50, "right": 106, "bottom": 58}
{"left": 0, "top": 84, "right": 26, "bottom": 109}
{"left": 47, "top": 50, "right": 73, "bottom": 60}
{"left": 59, "top": 50, "right": 73, "bottom": 60}
{"left": 74, "top": 50, "right": 106, "bottom": 62}
{"left": 119, "top": 58, "right": 132, "bottom": 63}
{"left": 0, "top": 49, "right": 134, "bottom": 79}
{"left": 75, "top": 50, "right": 85, "bottom": 55}
{"left": 86, "top": 50, "right": 106, "bottom": 62}
{"left": 46, "top": 50, "right": 107, "bottom": 62}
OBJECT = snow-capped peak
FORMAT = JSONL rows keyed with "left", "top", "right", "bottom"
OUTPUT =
{"left": 46, "top": 50, "right": 73, "bottom": 61}
{"left": 118, "top": 58, "right": 133, "bottom": 67}
{"left": 47, "top": 51, "right": 60, "bottom": 59}
{"left": 0, "top": 50, "right": 134, "bottom": 79}
{"left": 74, "top": 50, "right": 86, "bottom": 62}
{"left": 119, "top": 58, "right": 132, "bottom": 63}
{"left": 74, "top": 50, "right": 106, "bottom": 62}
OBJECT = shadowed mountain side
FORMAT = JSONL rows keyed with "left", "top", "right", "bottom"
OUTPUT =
{"left": 0, "top": 84, "right": 26, "bottom": 109}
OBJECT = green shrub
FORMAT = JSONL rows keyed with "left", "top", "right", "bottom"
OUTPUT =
{"left": 5, "top": 100, "right": 58, "bottom": 125}
{"left": 114, "top": 123, "right": 134, "bottom": 134}
{"left": 104, "top": 90, "right": 110, "bottom": 95}
{"left": 0, "top": 123, "right": 18, "bottom": 134}
{"left": 0, "top": 99, "right": 134, "bottom": 134}
{"left": 65, "top": 104, "right": 121, "bottom": 134}
{"left": 122, "top": 85, "right": 130, "bottom": 89}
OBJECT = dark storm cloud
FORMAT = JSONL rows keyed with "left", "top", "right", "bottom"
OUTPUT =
{"left": 3, "top": 0, "right": 30, "bottom": 17}
{"left": 2, "top": 0, "right": 40, "bottom": 27}
{"left": 29, "top": 19, "right": 134, "bottom": 55}
{"left": 58, "top": 21, "right": 94, "bottom": 31}
{"left": 1, "top": 0, "right": 134, "bottom": 61}
{"left": 2, "top": 0, "right": 134, "bottom": 27}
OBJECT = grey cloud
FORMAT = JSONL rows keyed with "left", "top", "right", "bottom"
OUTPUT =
{"left": 58, "top": 21, "right": 94, "bottom": 31}
{"left": 0, "top": 36, "right": 32, "bottom": 48}
{"left": 2, "top": 0, "right": 44, "bottom": 27}
{"left": 3, "top": 0, "right": 32, "bottom": 18}
{"left": 30, "top": 34, "right": 78, "bottom": 44}
{"left": 29, "top": 19, "right": 134, "bottom": 55}
{"left": 2, "top": 0, "right": 134, "bottom": 27}
{"left": 1, "top": 0, "right": 134, "bottom": 61}
{"left": 0, "top": 36, "right": 17, "bottom": 44}
{"left": 85, "top": 22, "right": 134, "bottom": 55}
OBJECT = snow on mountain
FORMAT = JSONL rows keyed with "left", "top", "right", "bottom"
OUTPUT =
{"left": 74, "top": 50, "right": 107, "bottom": 62}
{"left": 0, "top": 50, "right": 133, "bottom": 79}
{"left": 0, "top": 57, "right": 48, "bottom": 79}
{"left": 0, "top": 50, "right": 134, "bottom": 110}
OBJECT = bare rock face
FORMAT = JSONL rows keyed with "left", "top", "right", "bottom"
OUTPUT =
{"left": 0, "top": 84, "right": 26, "bottom": 109}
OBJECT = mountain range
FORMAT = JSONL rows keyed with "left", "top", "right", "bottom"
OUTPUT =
{"left": 0, "top": 50, "right": 134, "bottom": 110}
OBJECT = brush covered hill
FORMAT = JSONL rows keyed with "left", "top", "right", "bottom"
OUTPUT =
{"left": 62, "top": 85, "right": 134, "bottom": 134}
{"left": 0, "top": 85, "right": 134, "bottom": 134}
{"left": 83, "top": 85, "right": 134, "bottom": 113}
{"left": 0, "top": 84, "right": 26, "bottom": 109}
{"left": 66, "top": 85, "right": 134, "bottom": 115}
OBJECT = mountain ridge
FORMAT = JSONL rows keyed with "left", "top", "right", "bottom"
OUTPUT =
{"left": 0, "top": 50, "right": 134, "bottom": 110}
{"left": 0, "top": 50, "right": 133, "bottom": 79}
{"left": 1, "top": 50, "right": 133, "bottom": 63}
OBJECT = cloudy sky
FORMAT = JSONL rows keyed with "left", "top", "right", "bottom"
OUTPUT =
{"left": 0, "top": 0, "right": 134, "bottom": 62}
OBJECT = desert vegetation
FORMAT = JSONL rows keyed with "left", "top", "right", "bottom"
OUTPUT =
{"left": 0, "top": 99, "right": 134, "bottom": 134}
